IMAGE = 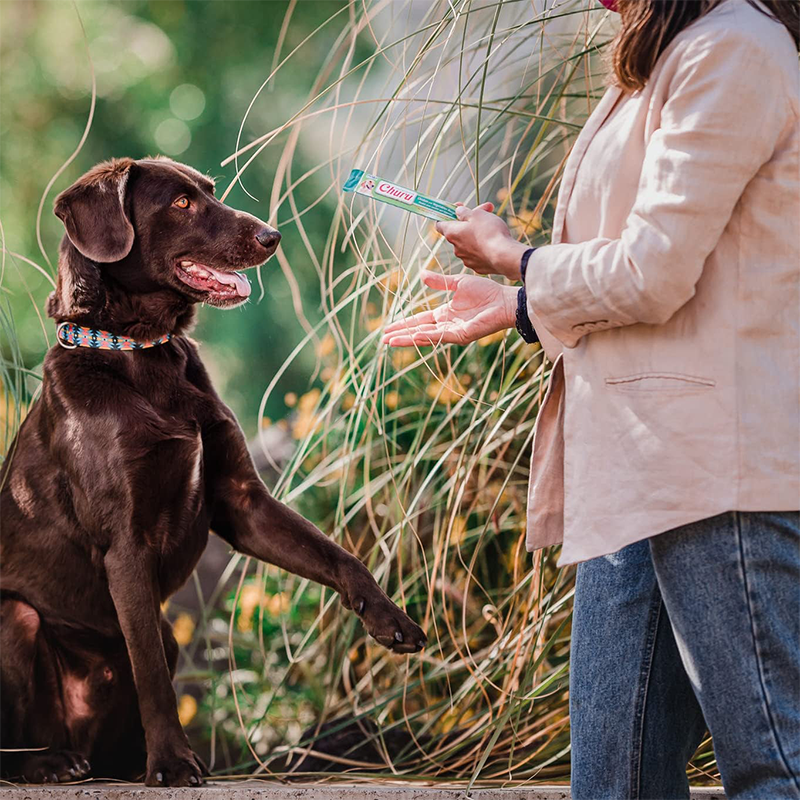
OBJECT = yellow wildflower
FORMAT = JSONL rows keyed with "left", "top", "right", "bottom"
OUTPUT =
{"left": 0, "top": 391, "right": 26, "bottom": 454}
{"left": 172, "top": 613, "right": 195, "bottom": 646}
{"left": 426, "top": 377, "right": 462, "bottom": 405}
{"left": 178, "top": 694, "right": 197, "bottom": 726}
{"left": 384, "top": 391, "right": 399, "bottom": 410}
{"left": 316, "top": 332, "right": 336, "bottom": 358}
{"left": 449, "top": 515, "right": 468, "bottom": 546}
{"left": 379, "top": 269, "right": 403, "bottom": 292}
{"left": 478, "top": 329, "right": 507, "bottom": 346}
{"left": 267, "top": 592, "right": 291, "bottom": 617}
{"left": 441, "top": 709, "right": 458, "bottom": 734}
{"left": 292, "top": 389, "right": 322, "bottom": 439}
{"left": 238, "top": 584, "right": 264, "bottom": 633}
{"left": 392, "top": 349, "right": 416, "bottom": 370}
{"left": 508, "top": 208, "right": 541, "bottom": 238}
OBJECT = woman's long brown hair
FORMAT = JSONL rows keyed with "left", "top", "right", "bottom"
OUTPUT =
{"left": 611, "top": 0, "right": 800, "bottom": 91}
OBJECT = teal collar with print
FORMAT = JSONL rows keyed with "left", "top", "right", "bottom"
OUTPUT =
{"left": 56, "top": 322, "right": 172, "bottom": 351}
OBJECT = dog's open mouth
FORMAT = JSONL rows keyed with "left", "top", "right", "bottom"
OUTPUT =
{"left": 176, "top": 260, "right": 251, "bottom": 301}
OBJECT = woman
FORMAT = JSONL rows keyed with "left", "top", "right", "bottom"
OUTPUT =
{"left": 383, "top": 1, "right": 800, "bottom": 798}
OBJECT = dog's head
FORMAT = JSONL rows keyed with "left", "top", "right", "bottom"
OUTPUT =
{"left": 48, "top": 157, "right": 280, "bottom": 324}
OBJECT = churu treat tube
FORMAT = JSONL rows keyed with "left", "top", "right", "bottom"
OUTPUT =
{"left": 343, "top": 169, "right": 458, "bottom": 222}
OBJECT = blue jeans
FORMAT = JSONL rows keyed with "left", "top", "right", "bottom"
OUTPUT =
{"left": 569, "top": 511, "right": 800, "bottom": 800}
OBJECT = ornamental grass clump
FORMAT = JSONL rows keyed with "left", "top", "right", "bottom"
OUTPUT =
{"left": 199, "top": 0, "right": 720, "bottom": 787}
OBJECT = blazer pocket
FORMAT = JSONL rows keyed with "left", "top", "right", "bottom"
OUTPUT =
{"left": 605, "top": 372, "right": 716, "bottom": 393}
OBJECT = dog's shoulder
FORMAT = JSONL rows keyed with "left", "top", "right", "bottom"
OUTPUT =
{"left": 172, "top": 336, "right": 237, "bottom": 427}
{"left": 173, "top": 335, "right": 210, "bottom": 387}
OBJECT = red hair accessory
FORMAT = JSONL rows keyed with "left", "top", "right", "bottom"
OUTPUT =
{"left": 599, "top": 0, "right": 618, "bottom": 9}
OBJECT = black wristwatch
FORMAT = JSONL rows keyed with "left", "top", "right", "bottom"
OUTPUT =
{"left": 515, "top": 248, "right": 539, "bottom": 344}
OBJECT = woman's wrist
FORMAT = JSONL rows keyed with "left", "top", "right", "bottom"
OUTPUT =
{"left": 490, "top": 237, "right": 531, "bottom": 281}
{"left": 501, "top": 284, "right": 520, "bottom": 327}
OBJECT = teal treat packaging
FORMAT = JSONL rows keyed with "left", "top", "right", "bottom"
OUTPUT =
{"left": 343, "top": 169, "right": 458, "bottom": 222}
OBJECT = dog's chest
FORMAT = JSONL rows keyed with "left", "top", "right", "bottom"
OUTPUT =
{"left": 125, "top": 415, "right": 209, "bottom": 597}
{"left": 80, "top": 358, "right": 214, "bottom": 561}
{"left": 132, "top": 375, "right": 218, "bottom": 593}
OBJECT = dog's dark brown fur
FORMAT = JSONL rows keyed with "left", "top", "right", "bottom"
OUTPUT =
{"left": 0, "top": 157, "right": 425, "bottom": 787}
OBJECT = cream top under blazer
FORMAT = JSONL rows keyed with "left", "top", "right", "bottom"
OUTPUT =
{"left": 524, "top": 0, "right": 800, "bottom": 566}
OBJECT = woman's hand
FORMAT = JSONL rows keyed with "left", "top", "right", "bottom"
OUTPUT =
{"left": 436, "top": 202, "right": 529, "bottom": 281}
{"left": 382, "top": 270, "right": 517, "bottom": 347}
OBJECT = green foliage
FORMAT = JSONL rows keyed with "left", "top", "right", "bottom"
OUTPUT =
{"left": 0, "top": 0, "right": 351, "bottom": 433}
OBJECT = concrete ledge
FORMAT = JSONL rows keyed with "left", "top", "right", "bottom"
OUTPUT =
{"left": 0, "top": 780, "right": 727, "bottom": 798}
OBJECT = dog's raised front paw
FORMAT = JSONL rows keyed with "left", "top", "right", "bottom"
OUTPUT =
{"left": 21, "top": 750, "right": 91, "bottom": 783}
{"left": 145, "top": 748, "right": 205, "bottom": 787}
{"left": 349, "top": 590, "right": 427, "bottom": 654}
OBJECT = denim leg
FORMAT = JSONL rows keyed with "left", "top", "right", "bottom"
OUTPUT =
{"left": 649, "top": 511, "right": 800, "bottom": 800}
{"left": 570, "top": 539, "right": 707, "bottom": 800}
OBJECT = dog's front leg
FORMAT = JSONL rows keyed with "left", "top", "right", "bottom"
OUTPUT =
{"left": 207, "top": 419, "right": 426, "bottom": 654}
{"left": 105, "top": 546, "right": 205, "bottom": 787}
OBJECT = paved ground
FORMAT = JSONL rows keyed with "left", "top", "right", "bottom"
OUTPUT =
{"left": 0, "top": 780, "right": 727, "bottom": 798}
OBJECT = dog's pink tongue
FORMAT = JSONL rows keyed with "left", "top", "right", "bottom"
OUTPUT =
{"left": 205, "top": 265, "right": 251, "bottom": 297}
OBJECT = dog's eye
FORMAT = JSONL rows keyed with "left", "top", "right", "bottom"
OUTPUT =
{"left": 173, "top": 196, "right": 191, "bottom": 210}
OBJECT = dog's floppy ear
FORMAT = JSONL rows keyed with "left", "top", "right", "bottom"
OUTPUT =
{"left": 54, "top": 158, "right": 135, "bottom": 263}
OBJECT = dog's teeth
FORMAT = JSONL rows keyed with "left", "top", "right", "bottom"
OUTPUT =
{"left": 182, "top": 263, "right": 209, "bottom": 278}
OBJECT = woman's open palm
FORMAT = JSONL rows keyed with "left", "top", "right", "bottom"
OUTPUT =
{"left": 382, "top": 270, "right": 517, "bottom": 347}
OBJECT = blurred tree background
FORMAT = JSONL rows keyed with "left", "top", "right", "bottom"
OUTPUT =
{"left": 1, "top": 0, "right": 352, "bottom": 433}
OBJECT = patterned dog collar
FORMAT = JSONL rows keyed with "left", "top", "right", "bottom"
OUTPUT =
{"left": 56, "top": 322, "right": 173, "bottom": 351}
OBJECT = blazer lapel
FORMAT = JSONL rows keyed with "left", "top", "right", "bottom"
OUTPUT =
{"left": 552, "top": 85, "right": 623, "bottom": 245}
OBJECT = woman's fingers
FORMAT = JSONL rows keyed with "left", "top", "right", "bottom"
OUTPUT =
{"left": 436, "top": 219, "right": 462, "bottom": 238}
{"left": 383, "top": 318, "right": 461, "bottom": 347}
{"left": 382, "top": 322, "right": 440, "bottom": 343}
{"left": 409, "top": 329, "right": 462, "bottom": 344}
{"left": 454, "top": 202, "right": 494, "bottom": 218}
{"left": 384, "top": 328, "right": 462, "bottom": 347}
{"left": 383, "top": 270, "right": 461, "bottom": 338}
{"left": 437, "top": 201, "right": 494, "bottom": 238}
{"left": 382, "top": 334, "right": 416, "bottom": 347}
{"left": 421, "top": 270, "right": 461, "bottom": 292}
{"left": 383, "top": 309, "right": 436, "bottom": 334}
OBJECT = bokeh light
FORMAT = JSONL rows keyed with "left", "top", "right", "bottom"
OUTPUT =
{"left": 154, "top": 118, "right": 191, "bottom": 155}
{"left": 169, "top": 84, "right": 206, "bottom": 121}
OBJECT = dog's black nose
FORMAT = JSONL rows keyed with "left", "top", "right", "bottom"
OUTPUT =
{"left": 255, "top": 228, "right": 281, "bottom": 250}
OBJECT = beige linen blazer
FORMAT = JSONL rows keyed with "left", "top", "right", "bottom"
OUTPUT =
{"left": 524, "top": 0, "right": 800, "bottom": 566}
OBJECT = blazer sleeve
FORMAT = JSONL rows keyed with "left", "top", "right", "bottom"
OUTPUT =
{"left": 525, "top": 27, "right": 793, "bottom": 349}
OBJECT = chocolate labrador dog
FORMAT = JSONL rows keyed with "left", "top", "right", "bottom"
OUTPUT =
{"left": 0, "top": 157, "right": 425, "bottom": 787}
